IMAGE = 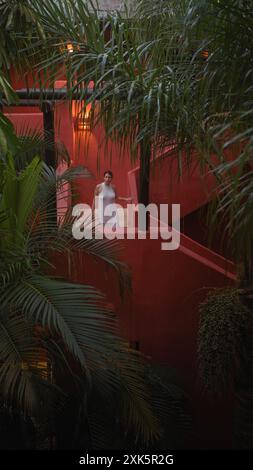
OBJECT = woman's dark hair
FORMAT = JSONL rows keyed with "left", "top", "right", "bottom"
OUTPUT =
{"left": 104, "top": 170, "right": 113, "bottom": 177}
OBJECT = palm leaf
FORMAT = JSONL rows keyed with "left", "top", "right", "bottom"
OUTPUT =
{"left": 0, "top": 153, "right": 42, "bottom": 247}
{"left": 0, "top": 314, "right": 63, "bottom": 417}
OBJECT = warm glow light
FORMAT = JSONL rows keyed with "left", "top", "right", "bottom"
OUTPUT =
{"left": 21, "top": 361, "right": 49, "bottom": 376}
{"left": 201, "top": 50, "right": 209, "bottom": 59}
{"left": 67, "top": 43, "right": 74, "bottom": 53}
{"left": 75, "top": 118, "right": 90, "bottom": 131}
{"left": 74, "top": 103, "right": 92, "bottom": 131}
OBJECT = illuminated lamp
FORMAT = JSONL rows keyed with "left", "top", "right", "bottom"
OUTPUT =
{"left": 67, "top": 43, "right": 74, "bottom": 53}
{"left": 74, "top": 104, "right": 92, "bottom": 131}
{"left": 201, "top": 50, "right": 209, "bottom": 59}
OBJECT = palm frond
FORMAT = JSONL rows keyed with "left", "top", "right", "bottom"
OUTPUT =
{"left": 0, "top": 314, "right": 63, "bottom": 417}
{"left": 0, "top": 111, "right": 20, "bottom": 157}
{"left": 1, "top": 275, "right": 113, "bottom": 371}
{"left": 0, "top": 153, "right": 42, "bottom": 247}
{"left": 13, "top": 126, "right": 71, "bottom": 169}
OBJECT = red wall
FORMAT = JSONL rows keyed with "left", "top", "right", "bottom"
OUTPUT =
{"left": 5, "top": 91, "right": 236, "bottom": 448}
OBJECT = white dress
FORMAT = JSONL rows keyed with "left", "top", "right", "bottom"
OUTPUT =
{"left": 97, "top": 182, "right": 117, "bottom": 226}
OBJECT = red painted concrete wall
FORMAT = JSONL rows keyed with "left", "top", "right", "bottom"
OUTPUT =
{"left": 72, "top": 123, "right": 133, "bottom": 206}
{"left": 4, "top": 89, "right": 236, "bottom": 448}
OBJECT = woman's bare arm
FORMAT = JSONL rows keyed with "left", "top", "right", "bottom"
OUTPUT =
{"left": 92, "top": 184, "right": 101, "bottom": 210}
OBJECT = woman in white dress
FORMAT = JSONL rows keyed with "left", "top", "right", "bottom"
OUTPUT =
{"left": 92, "top": 170, "right": 131, "bottom": 227}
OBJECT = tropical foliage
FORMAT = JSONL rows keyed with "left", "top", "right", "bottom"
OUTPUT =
{"left": 1, "top": 0, "right": 253, "bottom": 450}
{"left": 0, "top": 123, "right": 163, "bottom": 448}
{"left": 0, "top": 9, "right": 193, "bottom": 447}
{"left": 198, "top": 288, "right": 253, "bottom": 448}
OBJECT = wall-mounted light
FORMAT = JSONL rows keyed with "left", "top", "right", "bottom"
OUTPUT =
{"left": 74, "top": 103, "right": 92, "bottom": 131}
{"left": 60, "top": 41, "right": 82, "bottom": 56}
{"left": 67, "top": 42, "right": 74, "bottom": 53}
{"left": 201, "top": 50, "right": 209, "bottom": 59}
